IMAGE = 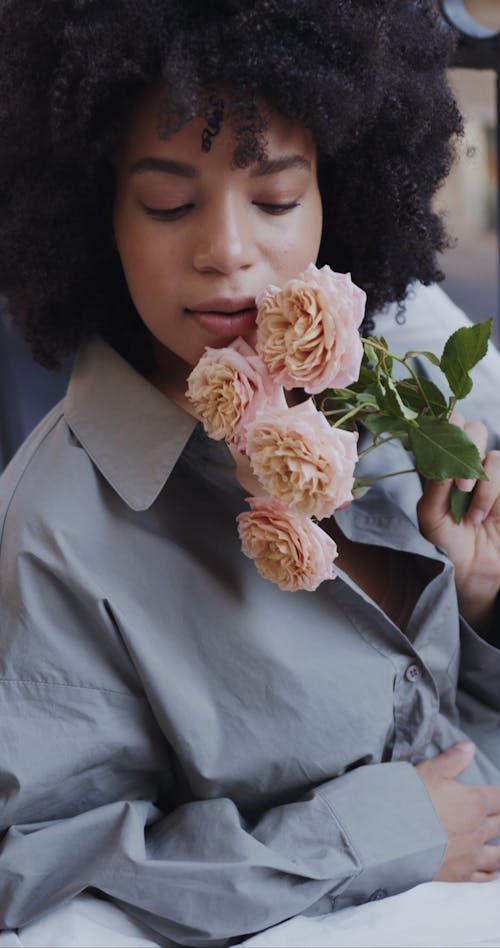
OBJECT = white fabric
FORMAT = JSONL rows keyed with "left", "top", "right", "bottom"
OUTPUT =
{"left": 0, "top": 893, "right": 167, "bottom": 948}
{"left": 239, "top": 880, "right": 500, "bottom": 947}
{"left": 1, "top": 881, "right": 500, "bottom": 947}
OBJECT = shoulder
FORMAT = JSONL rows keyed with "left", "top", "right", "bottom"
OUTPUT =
{"left": 0, "top": 401, "right": 106, "bottom": 557}
{"left": 0, "top": 394, "right": 148, "bottom": 694}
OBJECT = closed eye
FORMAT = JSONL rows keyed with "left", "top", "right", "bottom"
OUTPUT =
{"left": 140, "top": 201, "right": 194, "bottom": 221}
{"left": 139, "top": 199, "right": 301, "bottom": 220}
{"left": 255, "top": 201, "right": 301, "bottom": 215}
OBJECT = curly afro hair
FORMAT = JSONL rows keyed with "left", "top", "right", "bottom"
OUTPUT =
{"left": 0, "top": 0, "right": 462, "bottom": 370}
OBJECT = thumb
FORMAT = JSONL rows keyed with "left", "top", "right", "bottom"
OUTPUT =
{"left": 417, "top": 477, "right": 452, "bottom": 536}
{"left": 427, "top": 741, "right": 476, "bottom": 779}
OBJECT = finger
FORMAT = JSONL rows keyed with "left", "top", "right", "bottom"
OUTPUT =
{"left": 463, "top": 419, "right": 488, "bottom": 455}
{"left": 470, "top": 870, "right": 500, "bottom": 883}
{"left": 417, "top": 477, "right": 453, "bottom": 535}
{"left": 416, "top": 742, "right": 476, "bottom": 780}
{"left": 485, "top": 812, "right": 500, "bottom": 842}
{"left": 474, "top": 843, "right": 500, "bottom": 874}
{"left": 449, "top": 409, "right": 465, "bottom": 428}
{"left": 483, "top": 785, "right": 500, "bottom": 814}
{"left": 466, "top": 450, "right": 500, "bottom": 526}
{"left": 456, "top": 420, "right": 488, "bottom": 492}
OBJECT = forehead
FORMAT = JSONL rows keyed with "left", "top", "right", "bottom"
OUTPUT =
{"left": 117, "top": 86, "right": 317, "bottom": 170}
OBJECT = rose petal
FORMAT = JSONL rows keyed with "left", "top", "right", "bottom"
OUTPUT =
{"left": 246, "top": 400, "right": 358, "bottom": 520}
{"left": 186, "top": 338, "right": 285, "bottom": 450}
{"left": 237, "top": 495, "right": 338, "bottom": 592}
{"left": 256, "top": 264, "right": 366, "bottom": 394}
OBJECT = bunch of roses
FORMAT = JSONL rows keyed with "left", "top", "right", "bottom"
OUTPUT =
{"left": 187, "top": 264, "right": 366, "bottom": 592}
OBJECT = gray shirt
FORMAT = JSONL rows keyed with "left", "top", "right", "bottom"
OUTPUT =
{"left": 1, "top": 337, "right": 500, "bottom": 947}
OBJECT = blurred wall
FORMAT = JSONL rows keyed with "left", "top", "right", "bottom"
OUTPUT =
{"left": 0, "top": 303, "right": 71, "bottom": 469}
{"left": 436, "top": 0, "right": 500, "bottom": 343}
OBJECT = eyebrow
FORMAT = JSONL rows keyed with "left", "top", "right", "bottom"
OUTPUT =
{"left": 129, "top": 154, "right": 310, "bottom": 178}
{"left": 129, "top": 157, "right": 198, "bottom": 177}
{"left": 250, "top": 155, "right": 311, "bottom": 177}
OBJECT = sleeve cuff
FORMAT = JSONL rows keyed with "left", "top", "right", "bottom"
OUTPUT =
{"left": 316, "top": 761, "right": 446, "bottom": 904}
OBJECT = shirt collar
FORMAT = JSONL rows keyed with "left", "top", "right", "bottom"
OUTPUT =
{"left": 64, "top": 336, "right": 197, "bottom": 511}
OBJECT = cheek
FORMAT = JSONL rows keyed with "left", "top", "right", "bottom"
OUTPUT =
{"left": 115, "top": 219, "right": 170, "bottom": 304}
{"left": 273, "top": 206, "right": 323, "bottom": 276}
{"left": 115, "top": 244, "right": 166, "bottom": 330}
{"left": 305, "top": 190, "right": 324, "bottom": 257}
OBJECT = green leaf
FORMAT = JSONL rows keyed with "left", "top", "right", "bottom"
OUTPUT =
{"left": 375, "top": 377, "right": 418, "bottom": 421}
{"left": 354, "top": 391, "right": 379, "bottom": 408}
{"left": 352, "top": 483, "right": 371, "bottom": 500}
{"left": 363, "top": 414, "right": 411, "bottom": 447}
{"left": 319, "top": 390, "right": 352, "bottom": 409}
{"left": 379, "top": 337, "right": 393, "bottom": 374}
{"left": 449, "top": 484, "right": 473, "bottom": 524}
{"left": 440, "top": 319, "right": 492, "bottom": 399}
{"left": 357, "top": 364, "right": 378, "bottom": 386}
{"left": 363, "top": 341, "right": 379, "bottom": 366}
{"left": 342, "top": 371, "right": 378, "bottom": 398}
{"left": 407, "top": 417, "right": 487, "bottom": 481}
{"left": 405, "top": 349, "right": 441, "bottom": 367}
{"left": 322, "top": 386, "right": 378, "bottom": 411}
{"left": 395, "top": 377, "right": 448, "bottom": 416}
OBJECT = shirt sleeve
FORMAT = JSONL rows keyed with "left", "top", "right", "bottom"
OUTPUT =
{"left": 0, "top": 679, "right": 446, "bottom": 947}
{"left": 458, "top": 614, "right": 500, "bottom": 711}
{"left": 455, "top": 616, "right": 500, "bottom": 771}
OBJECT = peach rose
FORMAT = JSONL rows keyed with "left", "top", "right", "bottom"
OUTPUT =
{"left": 246, "top": 399, "right": 358, "bottom": 520}
{"left": 256, "top": 263, "right": 366, "bottom": 395}
{"left": 186, "top": 338, "right": 285, "bottom": 451}
{"left": 237, "top": 496, "right": 338, "bottom": 592}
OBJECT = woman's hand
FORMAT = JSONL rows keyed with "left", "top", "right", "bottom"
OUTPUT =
{"left": 416, "top": 742, "right": 500, "bottom": 882}
{"left": 417, "top": 413, "right": 500, "bottom": 635}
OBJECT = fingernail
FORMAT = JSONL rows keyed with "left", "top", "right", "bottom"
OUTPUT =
{"left": 459, "top": 479, "right": 475, "bottom": 492}
{"left": 470, "top": 508, "right": 486, "bottom": 525}
{"left": 454, "top": 741, "right": 475, "bottom": 753}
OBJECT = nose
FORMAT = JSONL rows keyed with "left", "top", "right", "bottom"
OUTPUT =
{"left": 193, "top": 195, "right": 255, "bottom": 275}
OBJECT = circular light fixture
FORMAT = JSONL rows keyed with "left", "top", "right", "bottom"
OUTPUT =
{"left": 440, "top": 0, "right": 499, "bottom": 39}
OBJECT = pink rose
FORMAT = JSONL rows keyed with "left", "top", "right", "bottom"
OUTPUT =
{"left": 256, "top": 263, "right": 366, "bottom": 394}
{"left": 186, "top": 338, "right": 285, "bottom": 451}
{"left": 246, "top": 399, "right": 358, "bottom": 520}
{"left": 236, "top": 496, "right": 338, "bottom": 592}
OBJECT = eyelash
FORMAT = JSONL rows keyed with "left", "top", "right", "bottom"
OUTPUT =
{"left": 140, "top": 200, "right": 301, "bottom": 221}
{"left": 141, "top": 203, "right": 193, "bottom": 221}
{"left": 257, "top": 201, "right": 301, "bottom": 216}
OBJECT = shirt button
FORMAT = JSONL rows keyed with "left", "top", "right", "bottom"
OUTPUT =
{"left": 369, "top": 888, "right": 387, "bottom": 901}
{"left": 405, "top": 662, "right": 422, "bottom": 682}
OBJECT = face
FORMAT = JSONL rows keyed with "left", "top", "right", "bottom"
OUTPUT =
{"left": 113, "top": 87, "right": 323, "bottom": 394}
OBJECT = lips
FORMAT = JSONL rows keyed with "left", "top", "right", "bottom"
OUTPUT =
{"left": 186, "top": 297, "right": 257, "bottom": 337}
{"left": 187, "top": 296, "right": 256, "bottom": 315}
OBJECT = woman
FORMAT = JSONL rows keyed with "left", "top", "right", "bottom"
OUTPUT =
{"left": 0, "top": 2, "right": 499, "bottom": 946}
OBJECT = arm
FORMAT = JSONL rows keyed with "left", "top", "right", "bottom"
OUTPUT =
{"left": 0, "top": 677, "right": 446, "bottom": 946}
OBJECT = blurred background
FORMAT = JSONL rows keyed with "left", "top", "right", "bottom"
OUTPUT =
{"left": 436, "top": 0, "right": 500, "bottom": 345}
